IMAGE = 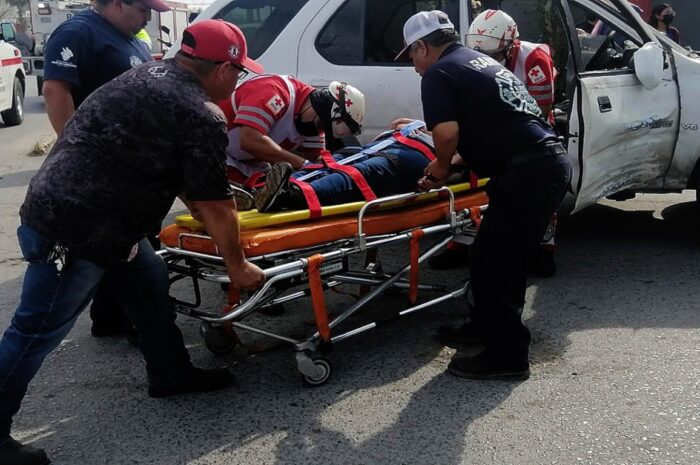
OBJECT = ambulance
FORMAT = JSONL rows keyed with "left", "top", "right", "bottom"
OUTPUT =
{"left": 0, "top": 22, "right": 25, "bottom": 127}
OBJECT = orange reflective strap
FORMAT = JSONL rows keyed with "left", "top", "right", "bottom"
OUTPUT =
{"left": 408, "top": 228, "right": 425, "bottom": 305}
{"left": 307, "top": 254, "right": 331, "bottom": 342}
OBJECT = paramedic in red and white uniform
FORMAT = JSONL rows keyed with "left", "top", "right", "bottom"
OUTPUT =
{"left": 218, "top": 75, "right": 365, "bottom": 185}
{"left": 466, "top": 9, "right": 556, "bottom": 119}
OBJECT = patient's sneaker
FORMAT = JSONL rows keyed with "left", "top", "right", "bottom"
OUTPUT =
{"left": 0, "top": 437, "right": 49, "bottom": 465}
{"left": 231, "top": 183, "right": 255, "bottom": 211}
{"left": 148, "top": 367, "right": 237, "bottom": 398}
{"left": 255, "top": 163, "right": 294, "bottom": 212}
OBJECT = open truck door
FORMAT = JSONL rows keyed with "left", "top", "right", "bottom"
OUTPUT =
{"left": 558, "top": 0, "right": 680, "bottom": 211}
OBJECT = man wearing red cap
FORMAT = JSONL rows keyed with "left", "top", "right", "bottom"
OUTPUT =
{"left": 0, "top": 19, "right": 264, "bottom": 465}
{"left": 43, "top": 0, "right": 173, "bottom": 341}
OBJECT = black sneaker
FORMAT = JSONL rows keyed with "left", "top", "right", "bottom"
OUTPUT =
{"left": 0, "top": 437, "right": 49, "bottom": 465}
{"left": 255, "top": 163, "right": 293, "bottom": 212}
{"left": 148, "top": 367, "right": 237, "bottom": 398}
{"left": 530, "top": 247, "right": 556, "bottom": 278}
{"left": 434, "top": 321, "right": 483, "bottom": 347}
{"left": 448, "top": 350, "right": 530, "bottom": 380}
{"left": 231, "top": 184, "right": 255, "bottom": 211}
{"left": 428, "top": 242, "right": 470, "bottom": 270}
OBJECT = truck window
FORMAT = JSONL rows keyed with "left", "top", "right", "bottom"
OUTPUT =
{"left": 212, "top": 0, "right": 309, "bottom": 59}
{"left": 317, "top": 0, "right": 460, "bottom": 66}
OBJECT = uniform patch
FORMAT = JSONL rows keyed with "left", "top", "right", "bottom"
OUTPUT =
{"left": 129, "top": 55, "right": 143, "bottom": 67}
{"left": 528, "top": 65, "right": 546, "bottom": 84}
{"left": 266, "top": 95, "right": 285, "bottom": 115}
{"left": 60, "top": 47, "right": 73, "bottom": 61}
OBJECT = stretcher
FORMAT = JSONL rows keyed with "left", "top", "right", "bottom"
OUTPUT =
{"left": 159, "top": 182, "right": 488, "bottom": 386}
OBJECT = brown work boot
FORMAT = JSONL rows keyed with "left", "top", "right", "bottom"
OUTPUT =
{"left": 255, "top": 163, "right": 293, "bottom": 212}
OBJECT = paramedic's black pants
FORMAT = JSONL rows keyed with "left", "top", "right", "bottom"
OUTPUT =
{"left": 469, "top": 143, "right": 571, "bottom": 358}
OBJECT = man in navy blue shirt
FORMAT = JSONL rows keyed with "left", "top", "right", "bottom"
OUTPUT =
{"left": 43, "top": 0, "right": 168, "bottom": 132}
{"left": 42, "top": 0, "right": 169, "bottom": 340}
{"left": 395, "top": 11, "right": 571, "bottom": 380}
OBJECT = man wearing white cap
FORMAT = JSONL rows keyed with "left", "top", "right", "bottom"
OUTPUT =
{"left": 395, "top": 10, "right": 571, "bottom": 380}
{"left": 0, "top": 19, "right": 265, "bottom": 465}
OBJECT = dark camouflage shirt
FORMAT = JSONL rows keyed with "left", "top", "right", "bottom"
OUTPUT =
{"left": 20, "top": 59, "right": 233, "bottom": 262}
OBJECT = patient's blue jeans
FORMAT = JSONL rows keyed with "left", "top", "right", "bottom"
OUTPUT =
{"left": 294, "top": 145, "right": 429, "bottom": 205}
{"left": 0, "top": 225, "right": 191, "bottom": 438}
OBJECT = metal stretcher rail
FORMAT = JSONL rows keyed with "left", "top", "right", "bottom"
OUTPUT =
{"left": 161, "top": 187, "right": 488, "bottom": 385}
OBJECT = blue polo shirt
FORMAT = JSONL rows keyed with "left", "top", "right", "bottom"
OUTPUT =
{"left": 421, "top": 43, "right": 558, "bottom": 177}
{"left": 44, "top": 9, "right": 151, "bottom": 107}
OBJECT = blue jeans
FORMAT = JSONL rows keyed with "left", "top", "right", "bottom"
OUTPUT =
{"left": 0, "top": 225, "right": 192, "bottom": 438}
{"left": 294, "top": 146, "right": 429, "bottom": 205}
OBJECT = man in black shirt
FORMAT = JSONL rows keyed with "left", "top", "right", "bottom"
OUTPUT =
{"left": 0, "top": 19, "right": 265, "bottom": 465}
{"left": 395, "top": 11, "right": 571, "bottom": 380}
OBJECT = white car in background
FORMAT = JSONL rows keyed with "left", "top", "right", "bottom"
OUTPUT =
{"left": 0, "top": 22, "right": 25, "bottom": 127}
{"left": 168, "top": 0, "right": 700, "bottom": 212}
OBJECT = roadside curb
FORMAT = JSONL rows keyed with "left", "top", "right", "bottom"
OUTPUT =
{"left": 28, "top": 134, "right": 56, "bottom": 157}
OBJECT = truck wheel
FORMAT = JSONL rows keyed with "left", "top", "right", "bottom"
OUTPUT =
{"left": 37, "top": 76, "right": 44, "bottom": 96}
{"left": 1, "top": 77, "right": 24, "bottom": 126}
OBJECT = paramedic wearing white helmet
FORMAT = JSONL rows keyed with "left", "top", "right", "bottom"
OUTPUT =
{"left": 431, "top": 9, "right": 560, "bottom": 274}
{"left": 218, "top": 76, "right": 365, "bottom": 188}
{"left": 394, "top": 10, "right": 570, "bottom": 380}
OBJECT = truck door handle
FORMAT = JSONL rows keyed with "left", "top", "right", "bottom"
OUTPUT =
{"left": 597, "top": 96, "right": 612, "bottom": 113}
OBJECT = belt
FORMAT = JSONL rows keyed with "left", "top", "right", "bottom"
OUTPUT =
{"left": 504, "top": 141, "right": 566, "bottom": 170}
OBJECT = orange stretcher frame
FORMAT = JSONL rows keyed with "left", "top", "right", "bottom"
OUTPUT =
{"left": 159, "top": 186, "right": 488, "bottom": 386}
{"left": 160, "top": 190, "right": 488, "bottom": 258}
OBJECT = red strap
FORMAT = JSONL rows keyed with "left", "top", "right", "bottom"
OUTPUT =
{"left": 308, "top": 254, "right": 331, "bottom": 342}
{"left": 408, "top": 229, "right": 425, "bottom": 305}
{"left": 289, "top": 178, "right": 322, "bottom": 218}
{"left": 321, "top": 151, "right": 377, "bottom": 201}
{"left": 392, "top": 134, "right": 436, "bottom": 161}
{"left": 469, "top": 207, "right": 482, "bottom": 229}
{"left": 469, "top": 171, "right": 479, "bottom": 190}
{"left": 244, "top": 171, "right": 266, "bottom": 189}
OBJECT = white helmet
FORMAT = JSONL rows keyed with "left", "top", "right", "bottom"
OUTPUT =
{"left": 328, "top": 81, "right": 365, "bottom": 138}
{"left": 466, "top": 10, "right": 519, "bottom": 54}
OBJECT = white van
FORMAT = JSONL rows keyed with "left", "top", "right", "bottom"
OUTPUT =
{"left": 168, "top": 0, "right": 700, "bottom": 211}
{"left": 0, "top": 22, "right": 25, "bottom": 127}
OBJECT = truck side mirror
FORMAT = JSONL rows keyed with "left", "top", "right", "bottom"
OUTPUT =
{"left": 1, "top": 23, "right": 16, "bottom": 42}
{"left": 633, "top": 42, "right": 664, "bottom": 90}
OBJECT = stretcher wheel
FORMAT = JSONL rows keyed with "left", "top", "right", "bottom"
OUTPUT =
{"left": 200, "top": 323, "right": 238, "bottom": 355}
{"left": 300, "top": 355, "right": 332, "bottom": 387}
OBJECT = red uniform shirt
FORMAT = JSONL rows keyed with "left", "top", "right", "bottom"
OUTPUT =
{"left": 507, "top": 40, "right": 556, "bottom": 109}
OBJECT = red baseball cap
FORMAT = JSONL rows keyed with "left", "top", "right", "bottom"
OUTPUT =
{"left": 180, "top": 19, "right": 264, "bottom": 74}
{"left": 141, "top": 0, "right": 170, "bottom": 13}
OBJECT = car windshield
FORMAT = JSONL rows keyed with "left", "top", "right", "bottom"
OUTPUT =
{"left": 212, "top": 0, "right": 309, "bottom": 59}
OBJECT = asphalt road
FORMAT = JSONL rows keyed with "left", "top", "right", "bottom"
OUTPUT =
{"left": 0, "top": 82, "right": 698, "bottom": 465}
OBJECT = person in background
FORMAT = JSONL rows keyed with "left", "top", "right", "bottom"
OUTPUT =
{"left": 648, "top": 3, "right": 680, "bottom": 44}
{"left": 576, "top": 13, "right": 598, "bottom": 34}
{"left": 42, "top": 0, "right": 168, "bottom": 340}
{"left": 12, "top": 23, "right": 34, "bottom": 56}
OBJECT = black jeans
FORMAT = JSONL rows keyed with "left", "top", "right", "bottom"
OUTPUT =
{"left": 469, "top": 144, "right": 571, "bottom": 358}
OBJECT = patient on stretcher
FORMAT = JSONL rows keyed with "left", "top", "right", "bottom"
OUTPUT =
{"left": 248, "top": 128, "right": 438, "bottom": 213}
